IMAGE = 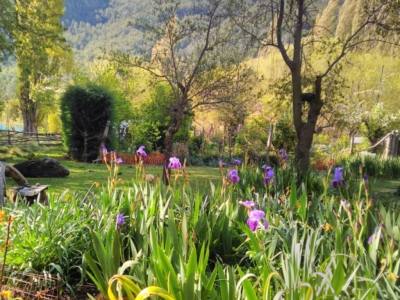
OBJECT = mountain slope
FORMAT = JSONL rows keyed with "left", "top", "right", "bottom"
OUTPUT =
{"left": 64, "top": 0, "right": 393, "bottom": 62}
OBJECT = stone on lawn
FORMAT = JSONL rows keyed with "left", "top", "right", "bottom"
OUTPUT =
{"left": 13, "top": 158, "right": 70, "bottom": 178}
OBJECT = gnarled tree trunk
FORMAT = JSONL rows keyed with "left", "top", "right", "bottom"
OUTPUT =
{"left": 293, "top": 76, "right": 323, "bottom": 179}
{"left": 162, "top": 96, "right": 188, "bottom": 184}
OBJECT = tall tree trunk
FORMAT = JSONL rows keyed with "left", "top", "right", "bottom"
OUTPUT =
{"left": 19, "top": 72, "right": 38, "bottom": 134}
{"left": 294, "top": 76, "right": 323, "bottom": 180}
{"left": 162, "top": 96, "right": 187, "bottom": 184}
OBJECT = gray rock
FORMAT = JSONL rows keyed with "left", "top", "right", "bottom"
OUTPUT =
{"left": 13, "top": 158, "right": 70, "bottom": 178}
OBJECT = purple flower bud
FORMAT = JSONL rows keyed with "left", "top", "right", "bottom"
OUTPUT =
{"left": 227, "top": 169, "right": 240, "bottom": 184}
{"left": 331, "top": 167, "right": 344, "bottom": 188}
{"left": 116, "top": 157, "right": 123, "bottom": 164}
{"left": 367, "top": 234, "right": 374, "bottom": 245}
{"left": 262, "top": 165, "right": 274, "bottom": 185}
{"left": 263, "top": 219, "right": 270, "bottom": 230}
{"left": 116, "top": 213, "right": 126, "bottom": 229}
{"left": 168, "top": 157, "right": 182, "bottom": 169}
{"left": 136, "top": 145, "right": 147, "bottom": 158}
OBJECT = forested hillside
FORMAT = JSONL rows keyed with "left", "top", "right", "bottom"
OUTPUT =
{"left": 64, "top": 0, "right": 393, "bottom": 61}
{"left": 64, "top": 0, "right": 190, "bottom": 60}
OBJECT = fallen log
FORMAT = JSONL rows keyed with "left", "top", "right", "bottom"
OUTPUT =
{"left": 0, "top": 162, "right": 48, "bottom": 205}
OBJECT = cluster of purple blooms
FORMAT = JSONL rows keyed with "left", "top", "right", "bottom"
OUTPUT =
{"left": 227, "top": 169, "right": 240, "bottom": 184}
{"left": 116, "top": 213, "right": 126, "bottom": 230}
{"left": 240, "top": 200, "right": 269, "bottom": 232}
{"left": 168, "top": 157, "right": 182, "bottom": 169}
{"left": 136, "top": 145, "right": 147, "bottom": 159}
{"left": 331, "top": 167, "right": 344, "bottom": 188}
{"left": 262, "top": 165, "right": 275, "bottom": 185}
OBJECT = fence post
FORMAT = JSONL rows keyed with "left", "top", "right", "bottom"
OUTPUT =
{"left": 391, "top": 130, "right": 399, "bottom": 157}
{"left": 383, "top": 133, "right": 391, "bottom": 159}
{"left": 7, "top": 130, "right": 11, "bottom": 145}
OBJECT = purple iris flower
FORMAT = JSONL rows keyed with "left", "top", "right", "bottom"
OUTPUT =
{"left": 278, "top": 148, "right": 288, "bottom": 161}
{"left": 246, "top": 209, "right": 269, "bottom": 231}
{"left": 136, "top": 145, "right": 147, "bottom": 158}
{"left": 227, "top": 169, "right": 240, "bottom": 184}
{"left": 239, "top": 200, "right": 255, "bottom": 209}
{"left": 262, "top": 165, "right": 275, "bottom": 185}
{"left": 116, "top": 213, "right": 126, "bottom": 229}
{"left": 331, "top": 167, "right": 344, "bottom": 188}
{"left": 116, "top": 157, "right": 123, "bottom": 164}
{"left": 168, "top": 157, "right": 182, "bottom": 169}
{"left": 249, "top": 210, "right": 265, "bottom": 219}
{"left": 232, "top": 159, "right": 242, "bottom": 166}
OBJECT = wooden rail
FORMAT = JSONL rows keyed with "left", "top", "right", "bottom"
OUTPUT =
{"left": 0, "top": 130, "right": 62, "bottom": 146}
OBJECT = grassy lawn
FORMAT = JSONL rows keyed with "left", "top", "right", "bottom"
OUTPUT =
{"left": 14, "top": 162, "right": 221, "bottom": 194}
{"left": 1, "top": 144, "right": 221, "bottom": 193}
{"left": 2, "top": 144, "right": 399, "bottom": 199}
{"left": 371, "top": 178, "right": 400, "bottom": 203}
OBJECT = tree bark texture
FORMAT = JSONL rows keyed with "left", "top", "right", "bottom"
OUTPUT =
{"left": 19, "top": 72, "right": 38, "bottom": 134}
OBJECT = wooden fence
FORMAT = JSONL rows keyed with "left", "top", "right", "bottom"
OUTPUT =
{"left": 104, "top": 152, "right": 166, "bottom": 165}
{"left": 0, "top": 130, "right": 62, "bottom": 146}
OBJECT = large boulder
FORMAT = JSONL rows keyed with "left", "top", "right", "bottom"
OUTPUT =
{"left": 13, "top": 158, "right": 69, "bottom": 178}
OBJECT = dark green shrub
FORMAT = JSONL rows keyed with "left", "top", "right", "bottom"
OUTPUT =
{"left": 61, "top": 84, "right": 116, "bottom": 162}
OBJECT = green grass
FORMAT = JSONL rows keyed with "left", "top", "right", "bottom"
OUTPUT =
{"left": 12, "top": 162, "right": 220, "bottom": 194}
{"left": 2, "top": 144, "right": 399, "bottom": 199}
{"left": 371, "top": 178, "right": 400, "bottom": 203}
{"left": 1, "top": 144, "right": 221, "bottom": 193}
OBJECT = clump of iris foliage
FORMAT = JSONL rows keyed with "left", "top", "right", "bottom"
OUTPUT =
{"left": 0, "top": 157, "right": 399, "bottom": 299}
{"left": 340, "top": 155, "right": 400, "bottom": 179}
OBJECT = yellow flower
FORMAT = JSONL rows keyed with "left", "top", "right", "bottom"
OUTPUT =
{"left": 0, "top": 211, "right": 5, "bottom": 222}
{"left": 322, "top": 223, "right": 333, "bottom": 232}
{"left": 387, "top": 272, "right": 398, "bottom": 283}
{"left": 0, "top": 290, "right": 13, "bottom": 299}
